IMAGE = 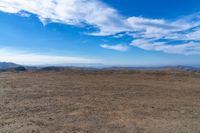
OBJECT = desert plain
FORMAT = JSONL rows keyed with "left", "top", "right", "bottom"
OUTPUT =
{"left": 0, "top": 69, "right": 200, "bottom": 133}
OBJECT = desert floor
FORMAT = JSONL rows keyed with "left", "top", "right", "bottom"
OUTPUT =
{"left": 0, "top": 70, "right": 200, "bottom": 133}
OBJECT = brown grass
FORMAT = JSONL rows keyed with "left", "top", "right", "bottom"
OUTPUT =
{"left": 0, "top": 70, "right": 200, "bottom": 133}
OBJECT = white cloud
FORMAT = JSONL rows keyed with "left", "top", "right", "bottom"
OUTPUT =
{"left": 126, "top": 15, "right": 200, "bottom": 40}
{"left": 0, "top": 0, "right": 129, "bottom": 36}
{"left": 185, "top": 30, "right": 200, "bottom": 41}
{"left": 0, "top": 0, "right": 200, "bottom": 54}
{"left": 131, "top": 39, "right": 200, "bottom": 55}
{"left": 0, "top": 48, "right": 99, "bottom": 65}
{"left": 100, "top": 44, "right": 128, "bottom": 52}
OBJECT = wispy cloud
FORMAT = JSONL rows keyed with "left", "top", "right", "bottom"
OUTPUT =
{"left": 131, "top": 39, "right": 200, "bottom": 55}
{"left": 0, "top": 0, "right": 200, "bottom": 54}
{"left": 0, "top": 48, "right": 99, "bottom": 65}
{"left": 100, "top": 44, "right": 128, "bottom": 52}
{"left": 0, "top": 0, "right": 129, "bottom": 36}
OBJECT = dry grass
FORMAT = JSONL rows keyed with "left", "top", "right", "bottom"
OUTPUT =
{"left": 0, "top": 70, "right": 200, "bottom": 133}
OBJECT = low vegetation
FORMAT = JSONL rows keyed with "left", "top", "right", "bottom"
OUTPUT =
{"left": 0, "top": 70, "right": 200, "bottom": 132}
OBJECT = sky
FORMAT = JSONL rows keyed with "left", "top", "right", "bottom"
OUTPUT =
{"left": 0, "top": 0, "right": 200, "bottom": 66}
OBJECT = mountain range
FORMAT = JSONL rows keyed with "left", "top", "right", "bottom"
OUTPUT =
{"left": 0, "top": 62, "right": 200, "bottom": 72}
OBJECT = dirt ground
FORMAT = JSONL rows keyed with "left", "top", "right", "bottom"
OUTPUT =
{"left": 0, "top": 70, "right": 200, "bottom": 133}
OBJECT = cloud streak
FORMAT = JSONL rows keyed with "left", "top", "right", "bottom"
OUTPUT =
{"left": 131, "top": 39, "right": 200, "bottom": 55}
{"left": 100, "top": 44, "right": 128, "bottom": 52}
{"left": 0, "top": 48, "right": 99, "bottom": 65}
{"left": 0, "top": 0, "right": 200, "bottom": 54}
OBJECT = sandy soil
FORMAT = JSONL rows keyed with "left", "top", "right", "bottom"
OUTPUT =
{"left": 0, "top": 70, "right": 200, "bottom": 133}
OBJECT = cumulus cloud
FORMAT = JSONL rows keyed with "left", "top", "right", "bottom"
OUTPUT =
{"left": 0, "top": 0, "right": 200, "bottom": 54}
{"left": 100, "top": 44, "right": 128, "bottom": 52}
{"left": 0, "top": 48, "right": 99, "bottom": 65}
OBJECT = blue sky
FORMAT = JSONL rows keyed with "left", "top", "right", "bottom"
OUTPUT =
{"left": 0, "top": 0, "right": 200, "bottom": 66}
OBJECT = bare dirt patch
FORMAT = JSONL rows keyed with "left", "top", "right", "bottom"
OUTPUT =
{"left": 0, "top": 70, "right": 200, "bottom": 132}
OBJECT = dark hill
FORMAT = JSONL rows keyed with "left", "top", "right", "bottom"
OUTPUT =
{"left": 0, "top": 62, "right": 19, "bottom": 69}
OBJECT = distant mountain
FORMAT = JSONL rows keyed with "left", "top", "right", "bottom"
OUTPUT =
{"left": 101, "top": 65, "right": 200, "bottom": 72}
{"left": 37, "top": 63, "right": 106, "bottom": 68}
{"left": 174, "top": 65, "right": 200, "bottom": 72}
{"left": 0, "top": 62, "right": 20, "bottom": 69}
{"left": 0, "top": 62, "right": 199, "bottom": 73}
{"left": 0, "top": 62, "right": 28, "bottom": 72}
{"left": 40, "top": 66, "right": 65, "bottom": 71}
